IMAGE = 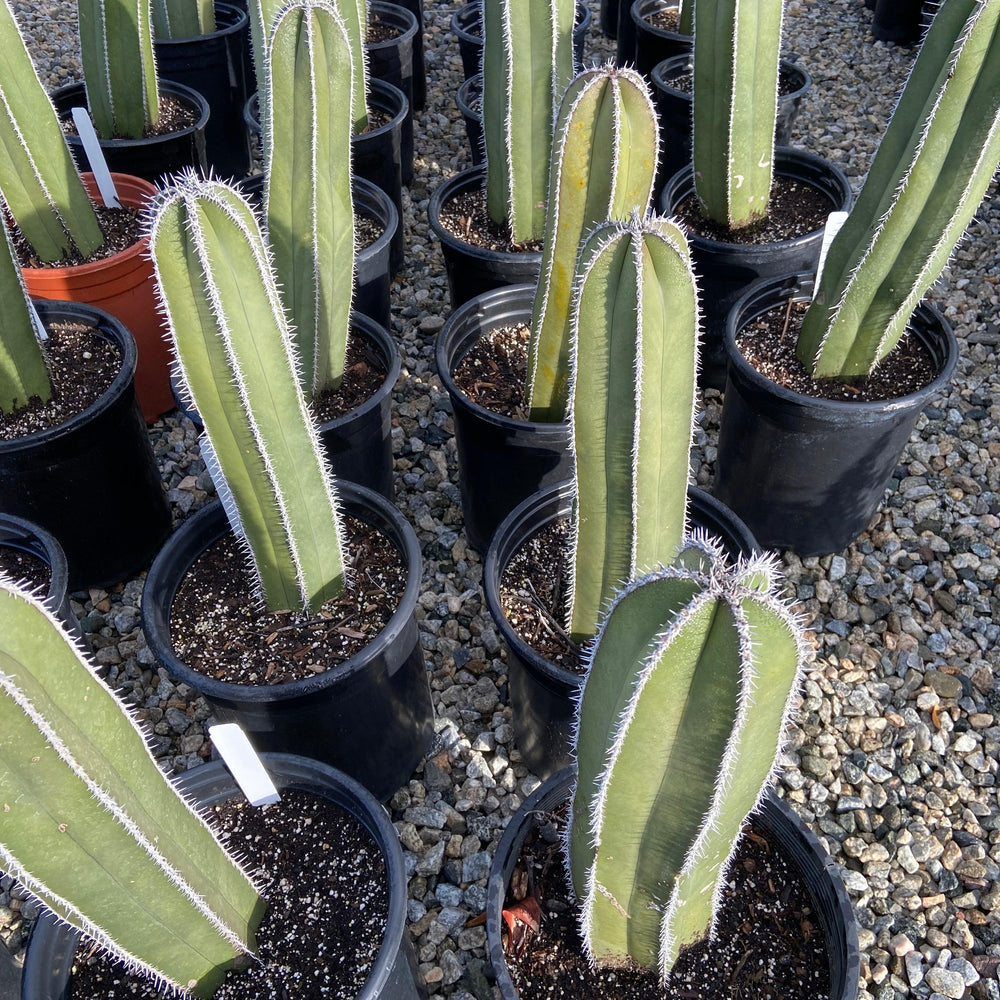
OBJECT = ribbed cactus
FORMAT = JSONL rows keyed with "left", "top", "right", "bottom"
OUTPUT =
{"left": 568, "top": 536, "right": 804, "bottom": 978}
{"left": 0, "top": 217, "right": 49, "bottom": 414}
{"left": 482, "top": 0, "right": 577, "bottom": 242}
{"left": 264, "top": 0, "right": 356, "bottom": 397}
{"left": 0, "top": 0, "right": 104, "bottom": 262}
{"left": 79, "top": 0, "right": 160, "bottom": 139}
{"left": 525, "top": 65, "right": 660, "bottom": 423}
{"left": 149, "top": 174, "right": 347, "bottom": 613}
{"left": 566, "top": 215, "right": 699, "bottom": 644}
{"left": 796, "top": 0, "right": 1000, "bottom": 379}
{"left": 0, "top": 575, "right": 264, "bottom": 998}
{"left": 151, "top": 0, "right": 216, "bottom": 38}
{"left": 677, "top": 0, "right": 693, "bottom": 35}
{"left": 691, "top": 0, "right": 784, "bottom": 228}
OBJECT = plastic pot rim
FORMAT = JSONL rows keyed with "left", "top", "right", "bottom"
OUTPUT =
{"left": 367, "top": 0, "right": 419, "bottom": 52}
{"left": 153, "top": 0, "right": 248, "bottom": 46}
{"left": 652, "top": 55, "right": 812, "bottom": 102}
{"left": 0, "top": 513, "right": 71, "bottom": 611}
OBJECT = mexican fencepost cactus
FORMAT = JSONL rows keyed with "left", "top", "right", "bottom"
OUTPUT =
{"left": 525, "top": 65, "right": 660, "bottom": 423}
{"left": 0, "top": 0, "right": 104, "bottom": 262}
{"left": 677, "top": 0, "right": 693, "bottom": 36}
{"left": 482, "top": 0, "right": 577, "bottom": 243}
{"left": 79, "top": 0, "right": 160, "bottom": 139}
{"left": 566, "top": 215, "right": 699, "bottom": 645}
{"left": 796, "top": 0, "right": 1000, "bottom": 379}
{"left": 264, "top": 0, "right": 356, "bottom": 397}
{"left": 567, "top": 536, "right": 805, "bottom": 978}
{"left": 149, "top": 174, "right": 348, "bottom": 613}
{"left": 0, "top": 576, "right": 264, "bottom": 998}
{"left": 691, "top": 0, "right": 784, "bottom": 228}
{"left": 151, "top": 0, "right": 216, "bottom": 38}
{"left": 0, "top": 216, "right": 49, "bottom": 414}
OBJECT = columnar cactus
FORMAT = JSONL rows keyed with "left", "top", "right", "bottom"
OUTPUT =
{"left": 79, "top": 0, "right": 160, "bottom": 139}
{"left": 526, "top": 65, "right": 660, "bottom": 423}
{"left": 796, "top": 0, "right": 1000, "bottom": 378}
{"left": 691, "top": 0, "right": 784, "bottom": 228}
{"left": 482, "top": 0, "right": 577, "bottom": 242}
{"left": 568, "top": 537, "right": 804, "bottom": 978}
{"left": 151, "top": 0, "right": 216, "bottom": 38}
{"left": 264, "top": 0, "right": 356, "bottom": 396}
{"left": 677, "top": 0, "right": 693, "bottom": 35}
{"left": 0, "top": 0, "right": 104, "bottom": 262}
{"left": 149, "top": 174, "right": 347, "bottom": 613}
{"left": 566, "top": 215, "right": 699, "bottom": 644}
{"left": 0, "top": 576, "right": 264, "bottom": 998}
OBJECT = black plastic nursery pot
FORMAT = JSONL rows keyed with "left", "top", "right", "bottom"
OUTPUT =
{"left": 21, "top": 754, "right": 424, "bottom": 1000}
{"left": 660, "top": 147, "right": 854, "bottom": 391}
{"left": 486, "top": 768, "right": 861, "bottom": 1000}
{"left": 387, "top": 0, "right": 425, "bottom": 108}
{"left": 484, "top": 480, "right": 759, "bottom": 778}
{"left": 0, "top": 514, "right": 74, "bottom": 629}
{"left": 435, "top": 284, "right": 570, "bottom": 553}
{"left": 154, "top": 2, "right": 253, "bottom": 180}
{"left": 600, "top": 0, "right": 619, "bottom": 37}
{"left": 141, "top": 488, "right": 434, "bottom": 803}
{"left": 715, "top": 274, "right": 958, "bottom": 557}
{"left": 0, "top": 302, "right": 171, "bottom": 592}
{"left": 51, "top": 80, "right": 209, "bottom": 184}
{"left": 630, "top": 0, "right": 691, "bottom": 75}
{"left": 429, "top": 167, "right": 543, "bottom": 309}
{"left": 456, "top": 73, "right": 484, "bottom": 166}
{"left": 871, "top": 0, "right": 927, "bottom": 44}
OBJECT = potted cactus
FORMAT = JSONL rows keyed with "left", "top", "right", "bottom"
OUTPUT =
{"left": 436, "top": 64, "right": 660, "bottom": 551}
{"left": 141, "top": 174, "right": 433, "bottom": 802}
{"left": 484, "top": 540, "right": 859, "bottom": 1000}
{"left": 0, "top": 577, "right": 421, "bottom": 1000}
{"left": 714, "top": 0, "right": 996, "bottom": 556}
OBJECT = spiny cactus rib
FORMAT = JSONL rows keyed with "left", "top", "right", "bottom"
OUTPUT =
{"left": 482, "top": 0, "right": 576, "bottom": 241}
{"left": 0, "top": 218, "right": 50, "bottom": 414}
{"left": 149, "top": 174, "right": 347, "bottom": 613}
{"left": 797, "top": 0, "right": 1000, "bottom": 378}
{"left": 568, "top": 540, "right": 804, "bottom": 977}
{"left": 0, "top": 576, "right": 263, "bottom": 999}
{"left": 79, "top": 0, "right": 160, "bottom": 139}
{"left": 151, "top": 0, "right": 216, "bottom": 39}
{"left": 0, "top": 0, "right": 103, "bottom": 262}
{"left": 677, "top": 0, "right": 693, "bottom": 36}
{"left": 265, "top": 0, "right": 355, "bottom": 397}
{"left": 566, "top": 215, "right": 699, "bottom": 644}
{"left": 691, "top": 0, "right": 784, "bottom": 228}
{"left": 526, "top": 65, "right": 659, "bottom": 423}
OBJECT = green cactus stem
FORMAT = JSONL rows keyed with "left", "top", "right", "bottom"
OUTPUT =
{"left": 0, "top": 0, "right": 104, "bottom": 262}
{"left": 797, "top": 0, "right": 1000, "bottom": 379}
{"left": 264, "top": 0, "right": 355, "bottom": 397}
{"left": 526, "top": 65, "right": 659, "bottom": 423}
{"left": 566, "top": 215, "right": 699, "bottom": 645}
{"left": 677, "top": 0, "right": 693, "bottom": 36}
{"left": 79, "top": 0, "right": 160, "bottom": 139}
{"left": 482, "top": 0, "right": 577, "bottom": 243}
{"left": 691, "top": 0, "right": 784, "bottom": 228}
{"left": 149, "top": 174, "right": 347, "bottom": 613}
{"left": 568, "top": 537, "right": 804, "bottom": 977}
{"left": 151, "top": 0, "right": 216, "bottom": 38}
{"left": 0, "top": 576, "right": 263, "bottom": 998}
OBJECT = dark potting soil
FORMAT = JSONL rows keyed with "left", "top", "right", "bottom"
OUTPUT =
{"left": 310, "top": 334, "right": 390, "bottom": 423}
{"left": 355, "top": 212, "right": 384, "bottom": 253}
{"left": 504, "top": 804, "right": 831, "bottom": 1000}
{"left": 169, "top": 516, "right": 405, "bottom": 686}
{"left": 65, "top": 789, "right": 389, "bottom": 1000}
{"left": 645, "top": 7, "right": 682, "bottom": 31}
{"left": 0, "top": 324, "right": 119, "bottom": 440}
{"left": 660, "top": 65, "right": 803, "bottom": 97}
{"left": 0, "top": 547, "right": 51, "bottom": 591}
{"left": 368, "top": 11, "right": 402, "bottom": 42}
{"left": 12, "top": 202, "right": 142, "bottom": 268}
{"left": 675, "top": 175, "right": 834, "bottom": 244}
{"left": 61, "top": 93, "right": 200, "bottom": 142}
{"left": 436, "top": 188, "right": 543, "bottom": 254}
{"left": 736, "top": 299, "right": 939, "bottom": 402}
{"left": 452, "top": 323, "right": 532, "bottom": 419}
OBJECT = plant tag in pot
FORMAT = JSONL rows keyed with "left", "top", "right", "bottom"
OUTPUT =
{"left": 210, "top": 723, "right": 282, "bottom": 806}
{"left": 813, "top": 210, "right": 848, "bottom": 290}
{"left": 70, "top": 106, "right": 122, "bottom": 208}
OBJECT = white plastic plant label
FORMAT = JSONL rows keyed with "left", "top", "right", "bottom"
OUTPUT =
{"left": 813, "top": 211, "right": 849, "bottom": 292}
{"left": 209, "top": 723, "right": 281, "bottom": 806}
{"left": 70, "top": 107, "right": 122, "bottom": 209}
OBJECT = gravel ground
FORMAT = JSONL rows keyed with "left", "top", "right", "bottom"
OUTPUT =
{"left": 3, "top": 2, "right": 999, "bottom": 1000}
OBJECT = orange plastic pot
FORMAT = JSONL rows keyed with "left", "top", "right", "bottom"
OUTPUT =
{"left": 21, "top": 173, "right": 173, "bottom": 424}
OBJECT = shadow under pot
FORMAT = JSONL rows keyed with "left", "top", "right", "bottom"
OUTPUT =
{"left": 435, "top": 284, "right": 571, "bottom": 553}
{"left": 659, "top": 146, "right": 854, "bottom": 391}
{"left": 0, "top": 513, "right": 75, "bottom": 630}
{"left": 715, "top": 273, "right": 958, "bottom": 557}
{"left": 21, "top": 754, "right": 424, "bottom": 1000}
{"left": 651, "top": 55, "right": 811, "bottom": 199}
{"left": 428, "top": 166, "right": 543, "bottom": 310}
{"left": 0, "top": 302, "right": 171, "bottom": 592}
{"left": 484, "top": 480, "right": 759, "bottom": 778}
{"left": 171, "top": 311, "right": 400, "bottom": 501}
{"left": 51, "top": 80, "right": 210, "bottom": 184}
{"left": 629, "top": 0, "right": 691, "bottom": 75}
{"left": 486, "top": 767, "right": 861, "bottom": 1000}
{"left": 141, "top": 489, "right": 435, "bottom": 803}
